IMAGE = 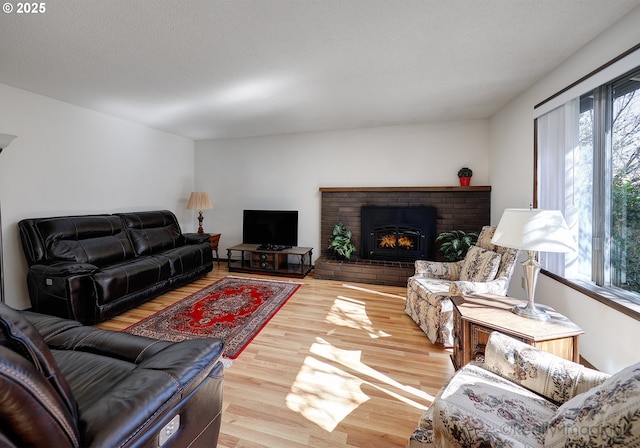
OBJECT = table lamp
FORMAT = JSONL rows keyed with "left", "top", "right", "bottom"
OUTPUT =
{"left": 491, "top": 208, "right": 576, "bottom": 321}
{"left": 186, "top": 192, "right": 212, "bottom": 233}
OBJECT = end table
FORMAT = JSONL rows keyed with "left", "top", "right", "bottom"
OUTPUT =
{"left": 209, "top": 233, "right": 221, "bottom": 266}
{"left": 451, "top": 294, "right": 584, "bottom": 370}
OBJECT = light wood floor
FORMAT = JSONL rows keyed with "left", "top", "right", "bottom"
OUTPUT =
{"left": 97, "top": 265, "right": 455, "bottom": 447}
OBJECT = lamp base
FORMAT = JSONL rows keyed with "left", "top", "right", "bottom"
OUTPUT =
{"left": 197, "top": 211, "right": 205, "bottom": 234}
{"left": 512, "top": 302, "right": 550, "bottom": 321}
{"left": 513, "top": 251, "right": 550, "bottom": 321}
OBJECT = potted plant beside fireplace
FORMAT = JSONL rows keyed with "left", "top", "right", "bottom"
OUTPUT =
{"left": 436, "top": 230, "right": 478, "bottom": 261}
{"left": 328, "top": 221, "right": 357, "bottom": 260}
{"left": 457, "top": 167, "right": 473, "bottom": 186}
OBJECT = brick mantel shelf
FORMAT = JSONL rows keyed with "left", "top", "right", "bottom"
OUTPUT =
{"left": 319, "top": 186, "right": 491, "bottom": 193}
{"left": 315, "top": 185, "right": 492, "bottom": 286}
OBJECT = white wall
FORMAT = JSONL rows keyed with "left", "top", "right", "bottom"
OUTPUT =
{"left": 489, "top": 7, "right": 640, "bottom": 372}
{"left": 0, "top": 84, "right": 195, "bottom": 310}
{"left": 195, "top": 120, "right": 489, "bottom": 259}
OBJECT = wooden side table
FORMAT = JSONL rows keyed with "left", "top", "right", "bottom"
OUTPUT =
{"left": 209, "top": 233, "right": 221, "bottom": 266}
{"left": 451, "top": 294, "right": 583, "bottom": 370}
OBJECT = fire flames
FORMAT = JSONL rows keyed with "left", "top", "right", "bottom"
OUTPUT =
{"left": 379, "top": 234, "right": 414, "bottom": 249}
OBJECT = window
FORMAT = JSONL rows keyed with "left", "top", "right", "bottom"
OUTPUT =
{"left": 537, "top": 66, "right": 640, "bottom": 306}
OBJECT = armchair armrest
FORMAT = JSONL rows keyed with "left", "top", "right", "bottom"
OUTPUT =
{"left": 483, "top": 332, "right": 609, "bottom": 405}
{"left": 448, "top": 276, "right": 510, "bottom": 296}
{"left": 414, "top": 259, "right": 463, "bottom": 280}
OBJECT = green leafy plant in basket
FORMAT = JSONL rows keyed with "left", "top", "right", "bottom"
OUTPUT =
{"left": 328, "top": 221, "right": 357, "bottom": 260}
{"left": 436, "top": 230, "right": 478, "bottom": 262}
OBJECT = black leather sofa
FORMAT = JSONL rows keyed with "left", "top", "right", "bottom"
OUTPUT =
{"left": 18, "top": 210, "right": 213, "bottom": 325}
{"left": 0, "top": 302, "right": 224, "bottom": 447}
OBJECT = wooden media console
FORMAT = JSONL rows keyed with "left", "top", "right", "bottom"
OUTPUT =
{"left": 226, "top": 244, "right": 313, "bottom": 278}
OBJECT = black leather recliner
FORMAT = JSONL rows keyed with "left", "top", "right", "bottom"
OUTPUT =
{"left": 18, "top": 210, "right": 213, "bottom": 324}
{"left": 0, "top": 302, "right": 224, "bottom": 447}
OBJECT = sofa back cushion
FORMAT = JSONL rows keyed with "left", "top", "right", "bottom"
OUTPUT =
{"left": 0, "top": 303, "right": 79, "bottom": 428}
{"left": 19, "top": 215, "right": 135, "bottom": 266}
{"left": 118, "top": 210, "right": 184, "bottom": 255}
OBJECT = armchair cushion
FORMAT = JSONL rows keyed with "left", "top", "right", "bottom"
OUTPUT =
{"left": 432, "top": 363, "right": 556, "bottom": 447}
{"left": 459, "top": 246, "right": 501, "bottom": 282}
{"left": 484, "top": 332, "right": 608, "bottom": 405}
{"left": 546, "top": 362, "right": 640, "bottom": 447}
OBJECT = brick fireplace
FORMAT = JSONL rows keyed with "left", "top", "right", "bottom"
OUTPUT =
{"left": 314, "top": 186, "right": 491, "bottom": 286}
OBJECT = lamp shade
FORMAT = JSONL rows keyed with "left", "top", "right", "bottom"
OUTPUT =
{"left": 0, "top": 134, "right": 17, "bottom": 150}
{"left": 186, "top": 192, "right": 212, "bottom": 210}
{"left": 491, "top": 208, "right": 576, "bottom": 253}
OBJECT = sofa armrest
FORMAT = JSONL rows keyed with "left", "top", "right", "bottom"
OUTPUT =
{"left": 483, "top": 332, "right": 609, "bottom": 404}
{"left": 414, "top": 259, "right": 463, "bottom": 280}
{"left": 183, "top": 232, "right": 211, "bottom": 245}
{"left": 30, "top": 261, "right": 98, "bottom": 276}
{"left": 80, "top": 339, "right": 224, "bottom": 447}
{"left": 448, "top": 276, "right": 510, "bottom": 296}
{"left": 27, "top": 264, "right": 99, "bottom": 323}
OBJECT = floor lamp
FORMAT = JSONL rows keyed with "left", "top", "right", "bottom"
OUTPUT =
{"left": 491, "top": 208, "right": 576, "bottom": 321}
{"left": 0, "top": 134, "right": 17, "bottom": 304}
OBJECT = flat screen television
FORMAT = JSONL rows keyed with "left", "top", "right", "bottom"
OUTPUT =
{"left": 242, "top": 210, "right": 298, "bottom": 247}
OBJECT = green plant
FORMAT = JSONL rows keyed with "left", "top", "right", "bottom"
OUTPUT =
{"left": 457, "top": 167, "right": 473, "bottom": 178}
{"left": 436, "top": 230, "right": 478, "bottom": 261}
{"left": 328, "top": 221, "right": 357, "bottom": 260}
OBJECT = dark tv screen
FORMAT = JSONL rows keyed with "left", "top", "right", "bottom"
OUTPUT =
{"left": 242, "top": 210, "right": 298, "bottom": 246}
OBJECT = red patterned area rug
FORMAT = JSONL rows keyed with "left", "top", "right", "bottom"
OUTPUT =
{"left": 124, "top": 276, "right": 302, "bottom": 362}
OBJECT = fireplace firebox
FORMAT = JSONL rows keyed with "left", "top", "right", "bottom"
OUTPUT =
{"left": 361, "top": 206, "right": 436, "bottom": 261}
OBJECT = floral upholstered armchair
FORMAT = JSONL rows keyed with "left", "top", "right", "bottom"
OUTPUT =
{"left": 405, "top": 226, "right": 518, "bottom": 346}
{"left": 409, "top": 332, "right": 640, "bottom": 448}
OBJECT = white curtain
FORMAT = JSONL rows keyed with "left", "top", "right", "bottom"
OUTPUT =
{"left": 537, "top": 99, "right": 580, "bottom": 275}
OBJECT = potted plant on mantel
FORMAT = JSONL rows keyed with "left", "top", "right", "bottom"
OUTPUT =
{"left": 457, "top": 167, "right": 473, "bottom": 186}
{"left": 328, "top": 221, "right": 357, "bottom": 260}
{"left": 436, "top": 230, "right": 478, "bottom": 261}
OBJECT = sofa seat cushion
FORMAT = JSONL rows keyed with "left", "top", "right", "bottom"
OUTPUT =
{"left": 50, "top": 338, "right": 223, "bottom": 447}
{"left": 546, "top": 361, "right": 640, "bottom": 447}
{"left": 94, "top": 257, "right": 171, "bottom": 305}
{"left": 432, "top": 363, "right": 556, "bottom": 447}
{"left": 459, "top": 246, "right": 501, "bottom": 282}
{"left": 159, "top": 244, "right": 211, "bottom": 276}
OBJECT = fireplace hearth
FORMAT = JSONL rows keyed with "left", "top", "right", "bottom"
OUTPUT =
{"left": 361, "top": 206, "right": 436, "bottom": 262}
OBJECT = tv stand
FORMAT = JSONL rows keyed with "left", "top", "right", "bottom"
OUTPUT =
{"left": 257, "top": 244, "right": 291, "bottom": 251}
{"left": 227, "top": 244, "right": 313, "bottom": 278}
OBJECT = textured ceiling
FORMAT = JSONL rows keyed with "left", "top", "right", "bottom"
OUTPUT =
{"left": 1, "top": 0, "right": 639, "bottom": 140}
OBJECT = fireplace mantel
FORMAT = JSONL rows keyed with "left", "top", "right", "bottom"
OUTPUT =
{"left": 319, "top": 186, "right": 491, "bottom": 192}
